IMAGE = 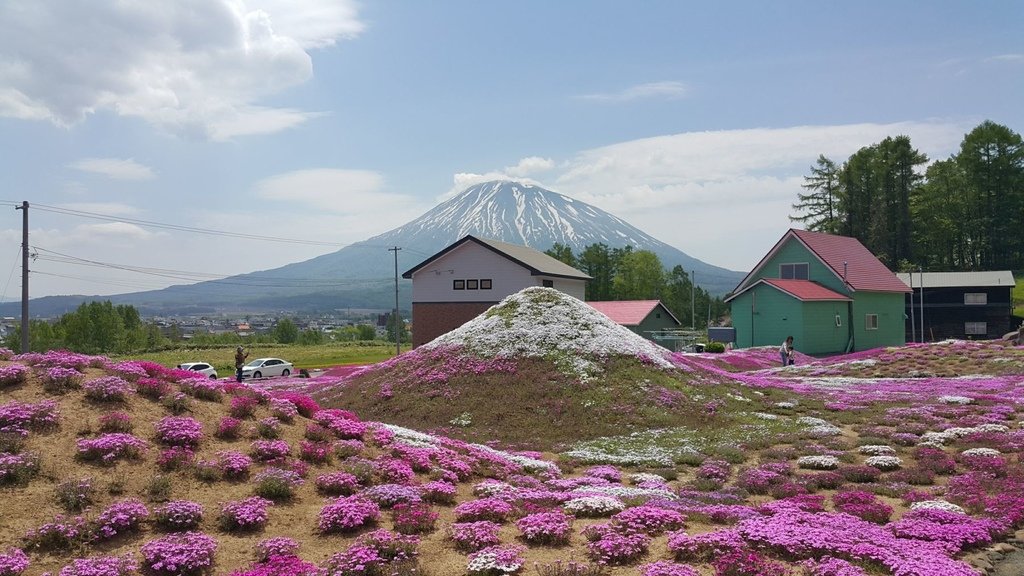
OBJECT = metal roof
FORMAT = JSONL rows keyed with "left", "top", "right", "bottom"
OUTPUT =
{"left": 402, "top": 235, "right": 591, "bottom": 280}
{"left": 587, "top": 300, "right": 681, "bottom": 326}
{"left": 726, "top": 278, "right": 852, "bottom": 302}
{"left": 896, "top": 270, "right": 1016, "bottom": 289}
{"left": 733, "top": 229, "right": 910, "bottom": 294}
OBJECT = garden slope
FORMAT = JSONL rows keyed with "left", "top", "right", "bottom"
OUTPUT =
{"left": 318, "top": 287, "right": 740, "bottom": 449}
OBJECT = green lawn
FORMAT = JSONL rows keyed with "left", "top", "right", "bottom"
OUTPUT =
{"left": 111, "top": 341, "right": 397, "bottom": 373}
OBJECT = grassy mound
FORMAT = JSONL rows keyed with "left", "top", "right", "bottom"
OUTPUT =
{"left": 320, "top": 288, "right": 748, "bottom": 449}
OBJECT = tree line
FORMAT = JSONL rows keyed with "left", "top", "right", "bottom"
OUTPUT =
{"left": 2, "top": 301, "right": 397, "bottom": 354}
{"left": 544, "top": 242, "right": 728, "bottom": 328}
{"left": 791, "top": 120, "right": 1024, "bottom": 271}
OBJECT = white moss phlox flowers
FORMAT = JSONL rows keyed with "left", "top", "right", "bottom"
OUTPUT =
{"left": 858, "top": 445, "right": 896, "bottom": 456}
{"left": 865, "top": 455, "right": 902, "bottom": 470}
{"left": 797, "top": 455, "right": 840, "bottom": 470}
{"left": 563, "top": 495, "right": 626, "bottom": 516}
{"left": 910, "top": 500, "right": 966, "bottom": 514}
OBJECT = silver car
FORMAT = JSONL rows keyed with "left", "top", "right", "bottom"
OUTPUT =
{"left": 239, "top": 358, "right": 293, "bottom": 379}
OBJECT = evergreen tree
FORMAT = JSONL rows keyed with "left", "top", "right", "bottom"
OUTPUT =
{"left": 578, "top": 243, "right": 615, "bottom": 301}
{"left": 544, "top": 243, "right": 578, "bottom": 268}
{"left": 790, "top": 155, "right": 842, "bottom": 233}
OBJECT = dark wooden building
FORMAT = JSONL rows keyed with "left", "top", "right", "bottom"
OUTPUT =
{"left": 897, "top": 271, "right": 1015, "bottom": 341}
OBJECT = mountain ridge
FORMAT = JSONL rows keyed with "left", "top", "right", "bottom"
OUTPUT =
{"left": 5, "top": 180, "right": 743, "bottom": 316}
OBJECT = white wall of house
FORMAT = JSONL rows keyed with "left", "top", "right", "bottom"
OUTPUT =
{"left": 411, "top": 242, "right": 585, "bottom": 302}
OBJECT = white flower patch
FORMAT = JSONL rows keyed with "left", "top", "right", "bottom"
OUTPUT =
{"left": 563, "top": 495, "right": 626, "bottom": 516}
{"left": 630, "top": 472, "right": 667, "bottom": 485}
{"left": 466, "top": 549, "right": 523, "bottom": 575}
{"left": 916, "top": 440, "right": 946, "bottom": 449}
{"left": 727, "top": 393, "right": 753, "bottom": 403}
{"left": 961, "top": 447, "right": 1001, "bottom": 457}
{"left": 572, "top": 485, "right": 677, "bottom": 501}
{"left": 938, "top": 395, "right": 974, "bottom": 405}
{"left": 865, "top": 455, "right": 902, "bottom": 470}
{"left": 797, "top": 455, "right": 840, "bottom": 470}
{"left": 474, "top": 480, "right": 514, "bottom": 497}
{"left": 379, "top": 423, "right": 439, "bottom": 446}
{"left": 975, "top": 424, "right": 1009, "bottom": 433}
{"left": 754, "top": 412, "right": 780, "bottom": 420}
{"left": 910, "top": 500, "right": 966, "bottom": 514}
{"left": 421, "top": 287, "right": 674, "bottom": 377}
{"left": 848, "top": 359, "right": 878, "bottom": 367}
{"left": 470, "top": 443, "right": 559, "bottom": 473}
{"left": 798, "top": 416, "right": 843, "bottom": 437}
{"left": 774, "top": 401, "right": 796, "bottom": 409}
{"left": 859, "top": 445, "right": 896, "bottom": 456}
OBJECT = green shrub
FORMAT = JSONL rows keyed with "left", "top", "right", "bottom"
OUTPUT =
{"left": 707, "top": 342, "right": 726, "bottom": 353}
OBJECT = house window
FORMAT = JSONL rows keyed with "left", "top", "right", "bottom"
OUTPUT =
{"left": 466, "top": 279, "right": 479, "bottom": 290}
{"left": 965, "top": 322, "right": 987, "bottom": 335}
{"left": 865, "top": 314, "right": 878, "bottom": 330}
{"left": 480, "top": 279, "right": 492, "bottom": 290}
{"left": 780, "top": 263, "right": 809, "bottom": 280}
{"left": 453, "top": 280, "right": 465, "bottom": 290}
{"left": 964, "top": 293, "right": 987, "bottom": 305}
{"left": 542, "top": 279, "right": 554, "bottom": 288}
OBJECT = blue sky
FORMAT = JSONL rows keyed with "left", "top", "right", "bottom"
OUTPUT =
{"left": 1, "top": 1, "right": 1022, "bottom": 299}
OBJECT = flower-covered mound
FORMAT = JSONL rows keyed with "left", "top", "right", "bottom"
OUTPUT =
{"left": 2, "top": 335, "right": 1024, "bottom": 576}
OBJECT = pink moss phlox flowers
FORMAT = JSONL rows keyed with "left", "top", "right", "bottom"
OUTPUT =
{"left": 92, "top": 498, "right": 149, "bottom": 541}
{"left": 799, "top": 556, "right": 869, "bottom": 576}
{"left": 231, "top": 555, "right": 319, "bottom": 576}
{"left": 639, "top": 561, "right": 701, "bottom": 576}
{"left": 154, "top": 500, "right": 204, "bottom": 532}
{"left": 582, "top": 523, "right": 650, "bottom": 565}
{"left": 219, "top": 496, "right": 273, "bottom": 531}
{"left": 421, "top": 480, "right": 458, "bottom": 504}
{"left": 667, "top": 529, "right": 746, "bottom": 562}
{"left": 0, "top": 399, "right": 59, "bottom": 435}
{"left": 250, "top": 440, "right": 291, "bottom": 461}
{"left": 363, "top": 484, "right": 422, "bottom": 508}
{"left": 76, "top": 433, "right": 148, "bottom": 464}
{"left": 317, "top": 496, "right": 380, "bottom": 534}
{"left": 888, "top": 508, "right": 1002, "bottom": 553}
{"left": 154, "top": 416, "right": 203, "bottom": 447}
{"left": 454, "top": 497, "right": 514, "bottom": 523}
{"left": 269, "top": 392, "right": 320, "bottom": 417}
{"left": 217, "top": 450, "right": 253, "bottom": 479}
{"left": 82, "top": 376, "right": 133, "bottom": 402}
{"left": 140, "top": 531, "right": 217, "bottom": 576}
{"left": 0, "top": 548, "right": 29, "bottom": 576}
{"left": 611, "top": 505, "right": 686, "bottom": 535}
{"left": 58, "top": 554, "right": 137, "bottom": 576}
{"left": 315, "top": 409, "right": 366, "bottom": 440}
{"left": 516, "top": 511, "right": 574, "bottom": 545}
{"left": 447, "top": 521, "right": 502, "bottom": 552}
{"left": 831, "top": 491, "right": 893, "bottom": 524}
{"left": 315, "top": 471, "right": 361, "bottom": 496}
{"left": 391, "top": 501, "right": 439, "bottom": 535}
{"left": 0, "top": 365, "right": 28, "bottom": 388}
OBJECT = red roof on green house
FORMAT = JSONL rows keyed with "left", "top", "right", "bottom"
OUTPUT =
{"left": 587, "top": 300, "right": 679, "bottom": 326}
{"left": 733, "top": 229, "right": 910, "bottom": 295}
{"left": 760, "top": 279, "right": 852, "bottom": 301}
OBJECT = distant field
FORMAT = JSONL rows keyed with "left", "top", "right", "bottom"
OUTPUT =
{"left": 111, "top": 341, "right": 397, "bottom": 372}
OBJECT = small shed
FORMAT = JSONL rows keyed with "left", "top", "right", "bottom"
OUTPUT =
{"left": 587, "top": 300, "right": 681, "bottom": 342}
{"left": 897, "top": 271, "right": 1016, "bottom": 341}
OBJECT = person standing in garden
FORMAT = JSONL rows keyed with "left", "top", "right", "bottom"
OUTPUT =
{"left": 234, "top": 346, "right": 248, "bottom": 382}
{"left": 780, "top": 336, "right": 795, "bottom": 366}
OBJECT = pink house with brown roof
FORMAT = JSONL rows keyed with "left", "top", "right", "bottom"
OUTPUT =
{"left": 725, "top": 229, "right": 910, "bottom": 354}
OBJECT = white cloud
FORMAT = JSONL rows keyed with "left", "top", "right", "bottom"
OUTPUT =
{"left": 253, "top": 169, "right": 431, "bottom": 238}
{"left": 579, "top": 81, "right": 688, "bottom": 102}
{"left": 504, "top": 156, "right": 555, "bottom": 177}
{"left": 986, "top": 53, "right": 1024, "bottom": 63}
{"left": 0, "top": 1, "right": 362, "bottom": 139}
{"left": 67, "top": 158, "right": 156, "bottom": 181}
{"left": 57, "top": 202, "right": 142, "bottom": 216}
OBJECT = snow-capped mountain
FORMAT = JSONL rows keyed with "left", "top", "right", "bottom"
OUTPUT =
{"left": 10, "top": 181, "right": 744, "bottom": 315}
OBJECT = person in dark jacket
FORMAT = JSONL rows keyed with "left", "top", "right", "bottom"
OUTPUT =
{"left": 234, "top": 346, "right": 248, "bottom": 382}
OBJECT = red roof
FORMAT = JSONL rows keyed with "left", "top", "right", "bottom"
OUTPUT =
{"left": 588, "top": 300, "right": 678, "bottom": 326}
{"left": 760, "top": 279, "right": 852, "bottom": 301}
{"left": 790, "top": 229, "right": 909, "bottom": 292}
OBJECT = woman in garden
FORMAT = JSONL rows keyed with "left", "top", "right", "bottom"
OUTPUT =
{"left": 780, "top": 336, "right": 795, "bottom": 366}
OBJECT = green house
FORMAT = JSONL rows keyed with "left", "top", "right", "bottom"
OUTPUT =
{"left": 726, "top": 229, "right": 910, "bottom": 355}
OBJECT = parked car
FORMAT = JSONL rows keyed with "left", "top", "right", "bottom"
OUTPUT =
{"left": 177, "top": 362, "right": 218, "bottom": 379}
{"left": 240, "top": 358, "right": 293, "bottom": 379}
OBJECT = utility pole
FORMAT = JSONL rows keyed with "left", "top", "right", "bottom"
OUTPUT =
{"left": 919, "top": 267, "right": 924, "bottom": 343}
{"left": 15, "top": 201, "right": 28, "bottom": 353}
{"left": 389, "top": 246, "right": 401, "bottom": 356}
{"left": 690, "top": 270, "right": 695, "bottom": 330}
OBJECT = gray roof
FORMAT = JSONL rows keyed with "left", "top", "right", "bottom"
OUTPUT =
{"left": 403, "top": 234, "right": 591, "bottom": 280}
{"left": 473, "top": 236, "right": 592, "bottom": 279}
{"left": 896, "top": 271, "right": 1015, "bottom": 289}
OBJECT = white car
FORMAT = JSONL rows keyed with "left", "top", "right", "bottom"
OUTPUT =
{"left": 240, "top": 358, "right": 293, "bottom": 380}
{"left": 177, "top": 362, "right": 218, "bottom": 379}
